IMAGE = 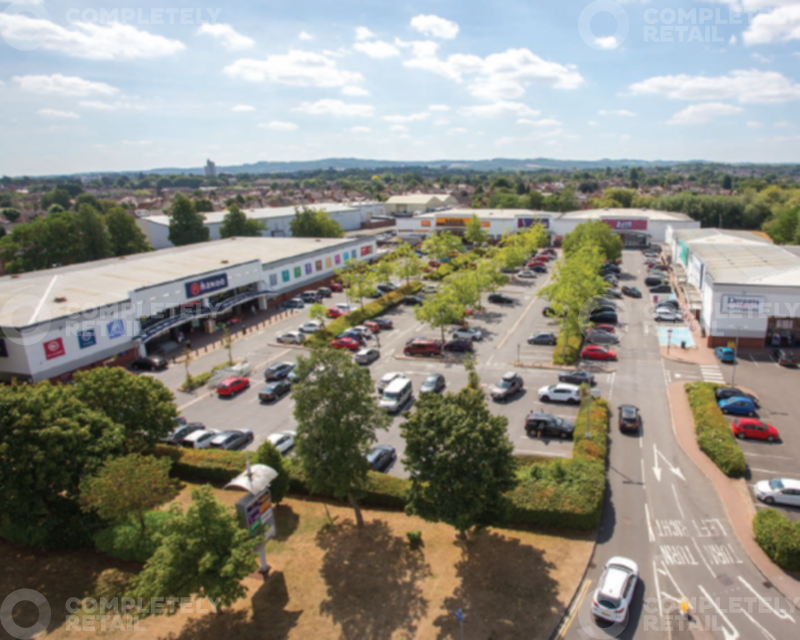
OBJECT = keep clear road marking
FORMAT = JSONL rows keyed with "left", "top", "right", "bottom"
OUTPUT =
{"left": 738, "top": 576, "right": 796, "bottom": 622}
{"left": 698, "top": 584, "right": 740, "bottom": 640}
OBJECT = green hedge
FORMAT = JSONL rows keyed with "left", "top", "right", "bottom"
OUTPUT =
{"left": 685, "top": 382, "right": 747, "bottom": 478}
{"left": 552, "top": 329, "right": 583, "bottom": 366}
{"left": 152, "top": 444, "right": 248, "bottom": 483}
{"left": 753, "top": 509, "right": 800, "bottom": 571}
{"left": 94, "top": 511, "right": 175, "bottom": 563}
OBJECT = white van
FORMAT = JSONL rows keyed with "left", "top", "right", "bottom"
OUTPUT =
{"left": 379, "top": 378, "right": 412, "bottom": 413}
{"left": 181, "top": 429, "right": 219, "bottom": 449}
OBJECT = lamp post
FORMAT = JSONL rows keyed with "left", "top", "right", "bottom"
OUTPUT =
{"left": 667, "top": 328, "right": 673, "bottom": 355}
{"left": 586, "top": 388, "right": 601, "bottom": 439}
{"left": 731, "top": 325, "right": 741, "bottom": 388}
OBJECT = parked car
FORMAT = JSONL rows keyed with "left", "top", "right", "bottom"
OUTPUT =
{"left": 618, "top": 405, "right": 641, "bottom": 433}
{"left": 732, "top": 418, "right": 779, "bottom": 442}
{"left": 500, "top": 266, "right": 520, "bottom": 274}
{"left": 131, "top": 356, "right": 168, "bottom": 371}
{"left": 525, "top": 413, "right": 574, "bottom": 439}
{"left": 592, "top": 324, "right": 615, "bottom": 334}
{"left": 602, "top": 274, "right": 619, "bottom": 286}
{"left": 488, "top": 293, "right": 514, "bottom": 305}
{"left": 402, "top": 295, "right": 425, "bottom": 306}
{"left": 559, "top": 370, "right": 595, "bottom": 386}
{"left": 444, "top": 339, "right": 473, "bottom": 353}
{"left": 331, "top": 337, "right": 361, "bottom": 351}
{"left": 276, "top": 331, "right": 304, "bottom": 345}
{"left": 528, "top": 264, "right": 548, "bottom": 273}
{"left": 621, "top": 285, "right": 642, "bottom": 298}
{"left": 654, "top": 308, "right": 682, "bottom": 322}
{"left": 280, "top": 297, "right": 305, "bottom": 310}
{"left": 591, "top": 557, "right": 639, "bottom": 624}
{"left": 329, "top": 282, "right": 344, "bottom": 292}
{"left": 589, "top": 311, "right": 618, "bottom": 325}
{"left": 715, "top": 386, "right": 760, "bottom": 408}
{"left": 363, "top": 320, "right": 382, "bottom": 333}
{"left": 266, "top": 431, "right": 296, "bottom": 455}
{"left": 538, "top": 383, "right": 581, "bottom": 404}
{"left": 422, "top": 284, "right": 438, "bottom": 294}
{"left": 367, "top": 445, "right": 397, "bottom": 473}
{"left": 265, "top": 362, "right": 295, "bottom": 381}
{"left": 582, "top": 345, "right": 617, "bottom": 361}
{"left": 656, "top": 299, "right": 680, "bottom": 312}
{"left": 339, "top": 330, "right": 366, "bottom": 345}
{"left": 404, "top": 339, "right": 443, "bottom": 357}
{"left": 452, "top": 327, "right": 483, "bottom": 341}
{"left": 181, "top": 429, "right": 220, "bottom": 449}
{"left": 372, "top": 317, "right": 394, "bottom": 330}
{"left": 774, "top": 348, "right": 797, "bottom": 367}
{"left": 300, "top": 291, "right": 319, "bottom": 304}
{"left": 216, "top": 376, "right": 250, "bottom": 397}
{"left": 377, "top": 372, "right": 407, "bottom": 393}
{"left": 600, "top": 263, "right": 621, "bottom": 273}
{"left": 649, "top": 284, "right": 673, "bottom": 294}
{"left": 379, "top": 377, "right": 413, "bottom": 413}
{"left": 543, "top": 306, "right": 566, "bottom": 318}
{"left": 327, "top": 306, "right": 347, "bottom": 319}
{"left": 586, "top": 329, "right": 619, "bottom": 345}
{"left": 316, "top": 287, "right": 332, "bottom": 298}
{"left": 164, "top": 422, "right": 205, "bottom": 446}
{"left": 715, "top": 346, "right": 735, "bottom": 364}
{"left": 355, "top": 348, "right": 380, "bottom": 364}
{"left": 209, "top": 429, "right": 254, "bottom": 450}
{"left": 490, "top": 372, "right": 524, "bottom": 401}
{"left": 644, "top": 276, "right": 667, "bottom": 287}
{"left": 606, "top": 288, "right": 623, "bottom": 299}
{"left": 259, "top": 380, "right": 292, "bottom": 402}
{"left": 421, "top": 373, "right": 446, "bottom": 393}
{"left": 299, "top": 320, "right": 323, "bottom": 333}
{"left": 336, "top": 303, "right": 353, "bottom": 312}
{"left": 518, "top": 269, "right": 538, "bottom": 279}
{"left": 754, "top": 478, "right": 800, "bottom": 506}
{"left": 528, "top": 332, "right": 558, "bottom": 346}
{"left": 718, "top": 396, "right": 756, "bottom": 416}
{"left": 352, "top": 325, "right": 375, "bottom": 338}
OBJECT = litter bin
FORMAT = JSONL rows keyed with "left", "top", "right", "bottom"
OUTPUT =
{"left": 681, "top": 341, "right": 686, "bottom": 349}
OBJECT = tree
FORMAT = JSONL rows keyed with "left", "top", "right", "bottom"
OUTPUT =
{"left": 444, "top": 270, "right": 481, "bottom": 312}
{"left": 107, "top": 207, "right": 151, "bottom": 256}
{"left": 254, "top": 441, "right": 290, "bottom": 504}
{"left": 292, "top": 347, "right": 390, "bottom": 527}
{"left": 168, "top": 194, "right": 210, "bottom": 246}
{"left": 74, "top": 193, "right": 104, "bottom": 212}
{"left": 395, "top": 242, "right": 423, "bottom": 285}
{"left": 336, "top": 264, "right": 374, "bottom": 309}
{"left": 374, "top": 259, "right": 395, "bottom": 288}
{"left": 526, "top": 190, "right": 545, "bottom": 209}
{"left": 1, "top": 207, "right": 20, "bottom": 222}
{"left": 288, "top": 206, "right": 344, "bottom": 238}
{"left": 414, "top": 288, "right": 465, "bottom": 342}
{"left": 722, "top": 174, "right": 733, "bottom": 190}
{"left": 219, "top": 204, "right": 264, "bottom": 238}
{"left": 75, "top": 204, "right": 112, "bottom": 262}
{"left": 308, "top": 302, "right": 328, "bottom": 325}
{"left": 421, "top": 230, "right": 463, "bottom": 261}
{"left": 562, "top": 219, "right": 623, "bottom": 263}
{"left": 73, "top": 367, "right": 178, "bottom": 453}
{"left": 131, "top": 486, "right": 256, "bottom": 615}
{"left": 194, "top": 197, "right": 215, "bottom": 212}
{"left": 80, "top": 454, "right": 177, "bottom": 535}
{"left": 464, "top": 213, "right": 488, "bottom": 245}
{"left": 40, "top": 188, "right": 71, "bottom": 210}
{"left": 401, "top": 373, "right": 516, "bottom": 538}
{"left": 474, "top": 260, "right": 508, "bottom": 308}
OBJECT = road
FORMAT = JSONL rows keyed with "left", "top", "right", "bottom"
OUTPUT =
{"left": 560, "top": 251, "right": 797, "bottom": 640}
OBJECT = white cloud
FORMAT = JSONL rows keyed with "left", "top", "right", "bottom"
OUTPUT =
{"left": 341, "top": 85, "right": 370, "bottom": 96}
{"left": 743, "top": 4, "right": 800, "bottom": 45}
{"left": 588, "top": 120, "right": 598, "bottom": 126}
{"left": 598, "top": 109, "right": 636, "bottom": 116}
{"left": 260, "top": 121, "right": 299, "bottom": 131}
{"left": 461, "top": 101, "right": 540, "bottom": 118}
{"left": 395, "top": 38, "right": 441, "bottom": 59}
{"left": 224, "top": 50, "right": 363, "bottom": 87}
{"left": 433, "top": 118, "right": 450, "bottom": 125}
{"left": 350, "top": 126, "right": 372, "bottom": 133}
{"left": 667, "top": 102, "right": 744, "bottom": 125}
{"left": 517, "top": 117, "right": 562, "bottom": 127}
{"left": 410, "top": 14, "right": 459, "bottom": 39}
{"left": 428, "top": 104, "right": 450, "bottom": 112}
{"left": 730, "top": 34, "right": 737, "bottom": 45}
{"left": 294, "top": 99, "right": 374, "bottom": 117}
{"left": 383, "top": 112, "right": 430, "bottom": 123}
{"left": 38, "top": 108, "right": 79, "bottom": 119}
{"left": 355, "top": 26, "right": 376, "bottom": 41}
{"left": 390, "top": 125, "right": 409, "bottom": 132}
{"left": 447, "top": 127, "right": 468, "bottom": 135}
{"left": 595, "top": 36, "right": 619, "bottom": 50}
{"left": 752, "top": 52, "right": 773, "bottom": 63}
{"left": 78, "top": 100, "right": 141, "bottom": 111}
{"left": 353, "top": 40, "right": 400, "bottom": 58}
{"left": 122, "top": 140, "right": 152, "bottom": 145}
{"left": 629, "top": 69, "right": 800, "bottom": 104}
{"left": 0, "top": 14, "right": 184, "bottom": 59}
{"left": 298, "top": 31, "right": 314, "bottom": 41}
{"left": 14, "top": 74, "right": 118, "bottom": 97}
{"left": 197, "top": 23, "right": 254, "bottom": 51}
{"left": 747, "top": 120, "right": 765, "bottom": 128}
{"left": 231, "top": 104, "right": 256, "bottom": 112}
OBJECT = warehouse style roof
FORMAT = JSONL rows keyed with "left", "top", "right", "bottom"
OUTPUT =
{"left": 144, "top": 202, "right": 361, "bottom": 227}
{"left": 418, "top": 208, "right": 549, "bottom": 220}
{"left": 690, "top": 242, "right": 800, "bottom": 286}
{"left": 673, "top": 228, "right": 771, "bottom": 245}
{"left": 559, "top": 208, "right": 693, "bottom": 221}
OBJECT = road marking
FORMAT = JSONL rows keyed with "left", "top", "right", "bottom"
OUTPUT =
{"left": 691, "top": 537, "right": 717, "bottom": 579}
{"left": 654, "top": 443, "right": 686, "bottom": 482}
{"left": 660, "top": 544, "right": 700, "bottom": 566}
{"left": 749, "top": 354, "right": 760, "bottom": 368}
{"left": 652, "top": 560, "right": 664, "bottom": 619}
{"left": 700, "top": 364, "right": 726, "bottom": 382}
{"left": 672, "top": 484, "right": 685, "bottom": 519}
{"left": 496, "top": 292, "right": 540, "bottom": 350}
{"left": 607, "top": 372, "right": 615, "bottom": 400}
{"left": 699, "top": 584, "right": 740, "bottom": 640}
{"left": 555, "top": 578, "right": 592, "bottom": 639}
{"left": 749, "top": 467, "right": 784, "bottom": 474}
{"left": 645, "top": 502, "right": 656, "bottom": 542}
{"left": 742, "top": 452, "right": 793, "bottom": 459}
{"left": 738, "top": 576, "right": 795, "bottom": 622}
{"left": 641, "top": 458, "right": 645, "bottom": 482}
{"left": 639, "top": 435, "right": 643, "bottom": 449}
{"left": 740, "top": 607, "right": 777, "bottom": 640}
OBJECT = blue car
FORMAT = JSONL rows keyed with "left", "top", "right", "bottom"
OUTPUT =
{"left": 718, "top": 396, "right": 755, "bottom": 416}
{"left": 715, "top": 347, "right": 735, "bottom": 364}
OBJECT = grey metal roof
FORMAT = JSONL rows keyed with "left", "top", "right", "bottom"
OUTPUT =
{"left": 145, "top": 202, "right": 361, "bottom": 227}
{"left": 559, "top": 208, "right": 693, "bottom": 221}
{"left": 690, "top": 242, "right": 800, "bottom": 285}
{"left": 673, "top": 228, "right": 771, "bottom": 244}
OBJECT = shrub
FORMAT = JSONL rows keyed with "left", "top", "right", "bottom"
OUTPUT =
{"left": 94, "top": 511, "right": 174, "bottom": 563}
{"left": 179, "top": 371, "right": 211, "bottom": 392}
{"left": 406, "top": 529, "right": 423, "bottom": 548}
{"left": 552, "top": 329, "right": 583, "bottom": 366}
{"left": 152, "top": 444, "right": 246, "bottom": 483}
{"left": 255, "top": 440, "right": 290, "bottom": 504}
{"left": 685, "top": 382, "right": 747, "bottom": 478}
{"left": 753, "top": 509, "right": 800, "bottom": 571}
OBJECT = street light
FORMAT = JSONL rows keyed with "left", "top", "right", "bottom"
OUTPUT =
{"left": 586, "top": 388, "right": 601, "bottom": 439}
{"left": 667, "top": 328, "right": 673, "bottom": 355}
{"left": 731, "top": 325, "right": 742, "bottom": 387}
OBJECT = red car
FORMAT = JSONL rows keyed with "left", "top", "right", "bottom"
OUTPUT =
{"left": 581, "top": 345, "right": 617, "bottom": 361}
{"left": 330, "top": 337, "right": 361, "bottom": 351}
{"left": 327, "top": 307, "right": 346, "bottom": 319}
{"left": 363, "top": 320, "right": 381, "bottom": 333}
{"left": 731, "top": 418, "right": 780, "bottom": 442}
{"left": 216, "top": 376, "right": 250, "bottom": 397}
{"left": 329, "top": 282, "right": 344, "bottom": 292}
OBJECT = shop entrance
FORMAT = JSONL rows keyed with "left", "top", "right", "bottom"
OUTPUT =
{"left": 767, "top": 318, "right": 800, "bottom": 348}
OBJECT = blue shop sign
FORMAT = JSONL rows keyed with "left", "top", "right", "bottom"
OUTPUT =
{"left": 185, "top": 274, "right": 229, "bottom": 299}
{"left": 78, "top": 329, "right": 97, "bottom": 349}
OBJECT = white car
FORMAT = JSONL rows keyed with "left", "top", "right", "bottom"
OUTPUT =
{"left": 423, "top": 284, "right": 438, "bottom": 294}
{"left": 299, "top": 321, "right": 323, "bottom": 333}
{"left": 754, "top": 478, "right": 800, "bottom": 507}
{"left": 267, "top": 431, "right": 297, "bottom": 455}
{"left": 654, "top": 308, "right": 682, "bottom": 323}
{"left": 538, "top": 383, "right": 581, "bottom": 404}
{"left": 352, "top": 325, "right": 374, "bottom": 337}
{"left": 181, "top": 429, "right": 219, "bottom": 449}
{"left": 336, "top": 303, "right": 353, "bottom": 312}
{"left": 518, "top": 270, "right": 538, "bottom": 279}
{"left": 452, "top": 327, "right": 483, "bottom": 341}
{"left": 591, "top": 557, "right": 639, "bottom": 623}
{"left": 276, "top": 331, "right": 305, "bottom": 344}
{"left": 377, "top": 372, "right": 406, "bottom": 392}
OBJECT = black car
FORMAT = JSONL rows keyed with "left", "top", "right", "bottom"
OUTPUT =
{"left": 367, "top": 445, "right": 396, "bottom": 473}
{"left": 589, "top": 312, "right": 618, "bottom": 325}
{"left": 164, "top": 422, "right": 205, "bottom": 445}
{"left": 402, "top": 295, "right": 425, "bottom": 306}
{"left": 644, "top": 276, "right": 667, "bottom": 287}
{"left": 543, "top": 306, "right": 566, "bottom": 318}
{"left": 131, "top": 356, "right": 168, "bottom": 371}
{"left": 649, "top": 284, "right": 673, "bottom": 294}
{"left": 621, "top": 285, "right": 642, "bottom": 298}
{"left": 558, "top": 370, "right": 595, "bottom": 386}
{"left": 600, "top": 264, "right": 621, "bottom": 274}
{"left": 714, "top": 386, "right": 761, "bottom": 409}
{"left": 488, "top": 293, "right": 514, "bottom": 305}
{"left": 528, "top": 332, "right": 558, "bottom": 346}
{"left": 444, "top": 339, "right": 474, "bottom": 353}
{"left": 529, "top": 264, "right": 548, "bottom": 273}
{"left": 590, "top": 304, "right": 617, "bottom": 315}
{"left": 586, "top": 329, "right": 620, "bottom": 345}
{"left": 421, "top": 373, "right": 446, "bottom": 393}
{"left": 525, "top": 413, "right": 574, "bottom": 439}
{"left": 491, "top": 372, "right": 524, "bottom": 401}
{"left": 619, "top": 405, "right": 641, "bottom": 432}
{"left": 372, "top": 317, "right": 394, "bottom": 330}
{"left": 264, "top": 362, "right": 295, "bottom": 381}
{"left": 316, "top": 287, "right": 332, "bottom": 298}
{"left": 259, "top": 380, "right": 292, "bottom": 402}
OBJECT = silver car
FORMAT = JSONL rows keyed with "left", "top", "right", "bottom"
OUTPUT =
{"left": 276, "top": 331, "right": 305, "bottom": 344}
{"left": 654, "top": 308, "right": 682, "bottom": 323}
{"left": 452, "top": 327, "right": 483, "bottom": 341}
{"left": 355, "top": 348, "right": 380, "bottom": 364}
{"left": 755, "top": 478, "right": 800, "bottom": 507}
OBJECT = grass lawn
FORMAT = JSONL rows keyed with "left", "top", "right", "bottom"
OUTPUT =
{"left": 0, "top": 483, "right": 594, "bottom": 639}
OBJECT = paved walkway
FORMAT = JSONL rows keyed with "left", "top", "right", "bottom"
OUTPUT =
{"left": 666, "top": 380, "right": 800, "bottom": 602}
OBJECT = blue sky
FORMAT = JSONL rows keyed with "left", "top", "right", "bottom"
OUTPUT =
{"left": 1, "top": 0, "right": 799, "bottom": 175}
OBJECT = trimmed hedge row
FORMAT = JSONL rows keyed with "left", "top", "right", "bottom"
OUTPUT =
{"left": 685, "top": 382, "right": 747, "bottom": 478}
{"left": 552, "top": 329, "right": 583, "bottom": 366}
{"left": 753, "top": 509, "right": 800, "bottom": 571}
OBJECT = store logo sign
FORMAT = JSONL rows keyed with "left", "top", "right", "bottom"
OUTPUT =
{"left": 721, "top": 295, "right": 764, "bottom": 315}
{"left": 107, "top": 320, "right": 126, "bottom": 339}
{"left": 77, "top": 329, "right": 97, "bottom": 349}
{"left": 185, "top": 274, "right": 229, "bottom": 299}
{"left": 44, "top": 338, "right": 65, "bottom": 360}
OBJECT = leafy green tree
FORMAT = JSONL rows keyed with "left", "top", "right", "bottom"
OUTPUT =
{"left": 562, "top": 219, "right": 623, "bottom": 262}
{"left": 474, "top": 260, "right": 508, "bottom": 308}
{"left": 131, "top": 486, "right": 256, "bottom": 615}
{"left": 395, "top": 242, "right": 423, "bottom": 285}
{"left": 401, "top": 374, "right": 516, "bottom": 538}
{"left": 80, "top": 454, "right": 177, "bottom": 535}
{"left": 374, "top": 259, "right": 395, "bottom": 288}
{"left": 421, "top": 230, "right": 463, "bottom": 261}
{"left": 74, "top": 193, "right": 104, "bottom": 212}
{"left": 194, "top": 197, "right": 215, "bottom": 213}
{"left": 75, "top": 203, "right": 112, "bottom": 262}
{"left": 288, "top": 206, "right": 344, "bottom": 238}
{"left": 308, "top": 302, "right": 328, "bottom": 325}
{"left": 766, "top": 206, "right": 800, "bottom": 244}
{"left": 73, "top": 367, "right": 178, "bottom": 453}
{"left": 254, "top": 441, "right": 290, "bottom": 504}
{"left": 464, "top": 213, "right": 488, "bottom": 245}
{"left": 414, "top": 288, "right": 465, "bottom": 342}
{"left": 0, "top": 210, "right": 83, "bottom": 273}
{"left": 1, "top": 207, "right": 20, "bottom": 222}
{"left": 722, "top": 174, "right": 733, "bottom": 190}
{"left": 40, "top": 188, "right": 71, "bottom": 210}
{"left": 292, "top": 347, "right": 390, "bottom": 527}
{"left": 594, "top": 188, "right": 636, "bottom": 209}
{"left": 487, "top": 190, "right": 524, "bottom": 209}
{"left": 47, "top": 204, "right": 65, "bottom": 215}
{"left": 219, "top": 204, "right": 264, "bottom": 238}
{"left": 526, "top": 190, "right": 545, "bottom": 209}
{"left": 168, "top": 194, "right": 210, "bottom": 246}
{"left": 443, "top": 270, "right": 481, "bottom": 312}
{"left": 106, "top": 207, "right": 151, "bottom": 256}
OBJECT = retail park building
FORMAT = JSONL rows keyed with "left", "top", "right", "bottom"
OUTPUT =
{"left": 0, "top": 236, "right": 376, "bottom": 383}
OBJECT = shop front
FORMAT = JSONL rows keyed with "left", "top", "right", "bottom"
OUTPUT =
{"left": 602, "top": 218, "right": 650, "bottom": 248}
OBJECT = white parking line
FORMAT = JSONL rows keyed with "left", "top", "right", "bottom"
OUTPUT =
{"left": 749, "top": 467, "right": 784, "bottom": 474}
{"left": 742, "top": 453, "right": 793, "bottom": 459}
{"left": 749, "top": 355, "right": 759, "bottom": 368}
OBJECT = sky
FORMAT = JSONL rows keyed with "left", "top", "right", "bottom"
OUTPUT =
{"left": 1, "top": 0, "right": 799, "bottom": 176}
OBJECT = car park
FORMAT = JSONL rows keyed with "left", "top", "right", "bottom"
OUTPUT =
{"left": 367, "top": 445, "right": 397, "bottom": 472}
{"left": 488, "top": 293, "right": 514, "bottom": 305}
{"left": 774, "top": 349, "right": 797, "bottom": 367}
{"left": 715, "top": 386, "right": 760, "bottom": 408}
{"left": 649, "top": 284, "right": 673, "bottom": 294}
{"left": 379, "top": 377, "right": 413, "bottom": 413}
{"left": 715, "top": 347, "right": 735, "bottom": 363}
{"left": 754, "top": 478, "right": 800, "bottom": 507}
{"left": 590, "top": 557, "right": 639, "bottom": 623}
{"left": 402, "top": 295, "right": 425, "bottom": 306}
{"left": 276, "top": 331, "right": 305, "bottom": 345}
{"left": 209, "top": 429, "right": 254, "bottom": 450}
{"left": 266, "top": 431, "right": 296, "bottom": 455}
{"left": 732, "top": 418, "right": 779, "bottom": 442}
{"left": 618, "top": 405, "right": 641, "bottom": 433}
{"left": 421, "top": 373, "right": 446, "bottom": 393}
{"left": 216, "top": 376, "right": 250, "bottom": 397}
{"left": 181, "top": 429, "right": 220, "bottom": 449}
{"left": 491, "top": 372, "right": 524, "bottom": 401}
{"left": 355, "top": 348, "right": 380, "bottom": 364}
{"left": 528, "top": 332, "right": 558, "bottom": 346}
{"left": 621, "top": 286, "right": 642, "bottom": 298}
{"left": 377, "top": 372, "right": 407, "bottom": 392}
{"left": 538, "top": 383, "right": 581, "bottom": 404}
{"left": 582, "top": 345, "right": 617, "bottom": 361}
{"left": 654, "top": 308, "right": 682, "bottom": 322}
{"left": 259, "top": 380, "right": 292, "bottom": 402}
{"left": 558, "top": 370, "right": 595, "bottom": 386}
{"left": 444, "top": 339, "right": 473, "bottom": 353}
{"left": 164, "top": 422, "right": 205, "bottom": 446}
{"left": 452, "top": 327, "right": 483, "bottom": 341}
{"left": 299, "top": 320, "right": 323, "bottom": 333}
{"left": 265, "top": 362, "right": 295, "bottom": 381}
{"left": 525, "top": 413, "right": 574, "bottom": 439}
{"left": 131, "top": 356, "right": 168, "bottom": 371}
{"left": 718, "top": 396, "right": 756, "bottom": 416}
{"left": 331, "top": 337, "right": 361, "bottom": 351}
{"left": 404, "top": 339, "right": 443, "bottom": 357}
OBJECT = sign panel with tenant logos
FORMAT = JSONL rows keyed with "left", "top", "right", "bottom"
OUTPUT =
{"left": 44, "top": 337, "right": 66, "bottom": 360}
{"left": 602, "top": 219, "right": 648, "bottom": 231}
{"left": 237, "top": 489, "right": 277, "bottom": 540}
{"left": 185, "top": 273, "right": 229, "bottom": 299}
{"left": 517, "top": 217, "right": 550, "bottom": 229}
{"left": 721, "top": 294, "right": 765, "bottom": 315}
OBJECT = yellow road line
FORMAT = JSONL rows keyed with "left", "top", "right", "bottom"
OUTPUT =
{"left": 556, "top": 578, "right": 592, "bottom": 640}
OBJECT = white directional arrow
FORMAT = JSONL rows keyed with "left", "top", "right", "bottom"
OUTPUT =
{"left": 653, "top": 444, "right": 686, "bottom": 481}
{"left": 653, "top": 444, "right": 662, "bottom": 482}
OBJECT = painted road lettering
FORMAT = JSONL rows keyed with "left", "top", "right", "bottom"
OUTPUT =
{"left": 704, "top": 543, "right": 744, "bottom": 565}
{"left": 660, "top": 545, "right": 700, "bottom": 566}
{"left": 655, "top": 519, "right": 689, "bottom": 538}
{"left": 693, "top": 519, "right": 727, "bottom": 538}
